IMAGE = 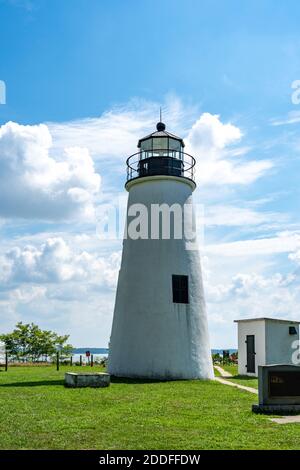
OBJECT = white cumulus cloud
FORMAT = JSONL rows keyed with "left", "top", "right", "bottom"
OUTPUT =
{"left": 186, "top": 113, "right": 273, "bottom": 185}
{"left": 0, "top": 121, "right": 101, "bottom": 220}
{"left": 203, "top": 204, "right": 282, "bottom": 227}
{"left": 206, "top": 231, "right": 300, "bottom": 257}
{"left": 0, "top": 237, "right": 120, "bottom": 287}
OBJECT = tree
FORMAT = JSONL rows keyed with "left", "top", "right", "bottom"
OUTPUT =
{"left": 230, "top": 352, "right": 238, "bottom": 364}
{"left": 212, "top": 353, "right": 222, "bottom": 364}
{"left": 0, "top": 322, "right": 73, "bottom": 361}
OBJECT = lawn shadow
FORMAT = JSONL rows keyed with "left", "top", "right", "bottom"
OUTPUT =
{"left": 0, "top": 380, "right": 64, "bottom": 387}
{"left": 111, "top": 376, "right": 179, "bottom": 384}
{"left": 0, "top": 376, "right": 197, "bottom": 387}
{"left": 0, "top": 377, "right": 164, "bottom": 387}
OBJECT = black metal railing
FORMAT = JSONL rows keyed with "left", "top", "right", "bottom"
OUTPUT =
{"left": 126, "top": 150, "right": 196, "bottom": 183}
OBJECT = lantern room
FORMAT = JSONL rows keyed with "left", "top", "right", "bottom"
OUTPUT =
{"left": 126, "top": 122, "right": 195, "bottom": 185}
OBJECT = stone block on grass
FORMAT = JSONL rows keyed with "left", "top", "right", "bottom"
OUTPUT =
{"left": 65, "top": 372, "right": 110, "bottom": 388}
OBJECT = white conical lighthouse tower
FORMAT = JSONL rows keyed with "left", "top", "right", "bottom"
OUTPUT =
{"left": 108, "top": 121, "right": 214, "bottom": 380}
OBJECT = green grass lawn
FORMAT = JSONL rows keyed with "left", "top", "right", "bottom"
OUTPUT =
{"left": 0, "top": 365, "right": 299, "bottom": 450}
{"left": 219, "top": 364, "right": 239, "bottom": 376}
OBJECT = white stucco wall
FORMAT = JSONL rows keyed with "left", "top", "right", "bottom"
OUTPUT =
{"left": 265, "top": 321, "right": 299, "bottom": 365}
{"left": 108, "top": 176, "right": 214, "bottom": 380}
{"left": 237, "top": 320, "right": 266, "bottom": 376}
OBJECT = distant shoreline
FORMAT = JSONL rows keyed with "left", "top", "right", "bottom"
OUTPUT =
{"left": 73, "top": 348, "right": 237, "bottom": 355}
{"left": 73, "top": 348, "right": 109, "bottom": 354}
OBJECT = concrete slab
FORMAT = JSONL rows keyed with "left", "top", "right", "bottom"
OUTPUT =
{"left": 252, "top": 403, "right": 300, "bottom": 414}
{"left": 270, "top": 416, "right": 300, "bottom": 424}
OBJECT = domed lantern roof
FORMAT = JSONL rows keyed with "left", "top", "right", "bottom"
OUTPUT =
{"left": 138, "top": 122, "right": 185, "bottom": 151}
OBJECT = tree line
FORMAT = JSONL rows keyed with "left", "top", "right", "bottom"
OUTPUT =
{"left": 0, "top": 322, "right": 73, "bottom": 361}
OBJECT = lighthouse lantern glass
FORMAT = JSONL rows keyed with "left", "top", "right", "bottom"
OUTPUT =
{"left": 140, "top": 136, "right": 183, "bottom": 159}
{"left": 169, "top": 138, "right": 181, "bottom": 151}
{"left": 153, "top": 137, "right": 168, "bottom": 150}
{"left": 140, "top": 139, "right": 152, "bottom": 151}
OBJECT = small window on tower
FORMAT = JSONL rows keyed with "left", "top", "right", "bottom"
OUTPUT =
{"left": 172, "top": 275, "right": 189, "bottom": 304}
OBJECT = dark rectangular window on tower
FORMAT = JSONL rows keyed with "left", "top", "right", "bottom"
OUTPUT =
{"left": 172, "top": 275, "right": 189, "bottom": 304}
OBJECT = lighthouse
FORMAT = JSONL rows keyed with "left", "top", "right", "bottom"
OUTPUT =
{"left": 108, "top": 121, "right": 214, "bottom": 380}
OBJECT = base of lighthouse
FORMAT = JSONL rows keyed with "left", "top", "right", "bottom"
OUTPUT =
{"left": 108, "top": 176, "right": 214, "bottom": 380}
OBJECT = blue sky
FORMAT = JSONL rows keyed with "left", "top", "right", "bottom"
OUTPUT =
{"left": 0, "top": 0, "right": 300, "bottom": 348}
{"left": 2, "top": 0, "right": 300, "bottom": 124}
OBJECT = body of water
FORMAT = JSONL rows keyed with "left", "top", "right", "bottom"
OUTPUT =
{"left": 72, "top": 348, "right": 237, "bottom": 359}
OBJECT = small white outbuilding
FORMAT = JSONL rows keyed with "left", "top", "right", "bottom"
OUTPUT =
{"left": 234, "top": 317, "right": 300, "bottom": 377}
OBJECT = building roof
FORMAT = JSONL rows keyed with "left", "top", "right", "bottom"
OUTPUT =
{"left": 234, "top": 317, "right": 300, "bottom": 324}
{"left": 137, "top": 122, "right": 185, "bottom": 148}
